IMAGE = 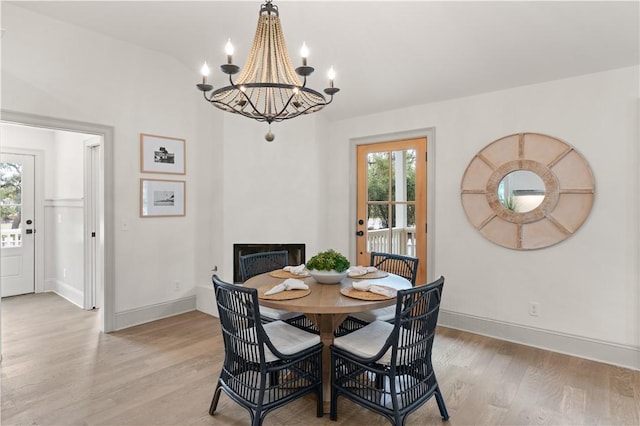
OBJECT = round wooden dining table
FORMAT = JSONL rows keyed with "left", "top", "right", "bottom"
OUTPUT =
{"left": 243, "top": 272, "right": 412, "bottom": 413}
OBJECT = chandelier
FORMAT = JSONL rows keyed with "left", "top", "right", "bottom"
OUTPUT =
{"left": 196, "top": 0, "right": 339, "bottom": 142}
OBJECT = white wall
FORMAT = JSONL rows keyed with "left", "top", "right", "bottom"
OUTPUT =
{"left": 46, "top": 131, "right": 85, "bottom": 306}
{"left": 196, "top": 112, "right": 331, "bottom": 315}
{"left": 52, "top": 131, "right": 84, "bottom": 199}
{"left": 218, "top": 113, "right": 324, "bottom": 279}
{"left": 328, "top": 66, "right": 640, "bottom": 368}
{"left": 1, "top": 3, "right": 223, "bottom": 328}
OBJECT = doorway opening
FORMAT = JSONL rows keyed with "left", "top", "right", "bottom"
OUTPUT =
{"left": 0, "top": 110, "right": 114, "bottom": 336}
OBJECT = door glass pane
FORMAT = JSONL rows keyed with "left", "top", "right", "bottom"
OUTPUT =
{"left": 405, "top": 149, "right": 416, "bottom": 202}
{"left": 391, "top": 149, "right": 416, "bottom": 202}
{"left": 1, "top": 162, "right": 23, "bottom": 248}
{"left": 406, "top": 204, "right": 416, "bottom": 256}
{"left": 406, "top": 204, "right": 416, "bottom": 228}
{"left": 367, "top": 152, "right": 389, "bottom": 201}
{"left": 367, "top": 204, "right": 390, "bottom": 253}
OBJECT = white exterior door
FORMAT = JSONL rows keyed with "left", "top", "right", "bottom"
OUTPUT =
{"left": 1, "top": 153, "right": 35, "bottom": 297}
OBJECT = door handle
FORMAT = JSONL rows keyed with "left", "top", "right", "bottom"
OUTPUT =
{"left": 356, "top": 230, "right": 364, "bottom": 237}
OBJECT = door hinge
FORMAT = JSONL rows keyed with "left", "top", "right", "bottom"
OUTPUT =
{"left": 425, "top": 152, "right": 428, "bottom": 162}
{"left": 426, "top": 223, "right": 428, "bottom": 233}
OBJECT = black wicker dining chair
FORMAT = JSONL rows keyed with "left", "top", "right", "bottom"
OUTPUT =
{"left": 210, "top": 275, "right": 323, "bottom": 426}
{"left": 342, "top": 252, "right": 420, "bottom": 329}
{"left": 370, "top": 252, "right": 419, "bottom": 286}
{"left": 240, "top": 250, "right": 290, "bottom": 282}
{"left": 239, "top": 250, "right": 316, "bottom": 333}
{"left": 330, "top": 276, "right": 449, "bottom": 426}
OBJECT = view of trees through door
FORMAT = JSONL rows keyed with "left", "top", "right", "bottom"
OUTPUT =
{"left": 356, "top": 138, "right": 427, "bottom": 285}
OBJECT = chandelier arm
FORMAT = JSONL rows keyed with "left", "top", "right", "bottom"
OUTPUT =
{"left": 268, "top": 90, "right": 305, "bottom": 122}
{"left": 212, "top": 84, "right": 274, "bottom": 123}
{"left": 236, "top": 91, "right": 270, "bottom": 122}
{"left": 284, "top": 96, "right": 333, "bottom": 119}
{"left": 208, "top": 97, "right": 269, "bottom": 122}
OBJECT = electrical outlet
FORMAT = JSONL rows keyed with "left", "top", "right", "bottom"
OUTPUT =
{"left": 174, "top": 281, "right": 180, "bottom": 291}
{"left": 529, "top": 302, "right": 540, "bottom": 316}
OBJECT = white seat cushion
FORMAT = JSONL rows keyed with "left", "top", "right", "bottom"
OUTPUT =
{"left": 334, "top": 320, "right": 393, "bottom": 362}
{"left": 262, "top": 320, "right": 321, "bottom": 362}
{"left": 334, "top": 320, "right": 423, "bottom": 365}
{"left": 351, "top": 305, "right": 396, "bottom": 322}
{"left": 259, "top": 306, "right": 302, "bottom": 321}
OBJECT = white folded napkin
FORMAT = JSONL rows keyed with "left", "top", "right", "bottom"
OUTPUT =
{"left": 283, "top": 264, "right": 309, "bottom": 276}
{"left": 352, "top": 280, "right": 397, "bottom": 298}
{"left": 264, "top": 278, "right": 309, "bottom": 295}
{"left": 348, "top": 265, "right": 377, "bottom": 277}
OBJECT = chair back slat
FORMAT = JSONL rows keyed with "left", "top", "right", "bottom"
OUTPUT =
{"left": 370, "top": 252, "right": 419, "bottom": 285}
{"left": 391, "top": 277, "right": 443, "bottom": 367}
{"left": 214, "top": 276, "right": 267, "bottom": 365}
{"left": 240, "top": 250, "right": 289, "bottom": 282}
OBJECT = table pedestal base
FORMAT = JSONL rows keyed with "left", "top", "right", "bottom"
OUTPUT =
{"left": 306, "top": 313, "right": 347, "bottom": 414}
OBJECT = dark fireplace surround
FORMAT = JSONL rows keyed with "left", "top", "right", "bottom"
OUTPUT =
{"left": 233, "top": 243, "right": 306, "bottom": 283}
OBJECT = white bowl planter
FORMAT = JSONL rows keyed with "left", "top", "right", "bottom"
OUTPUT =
{"left": 308, "top": 269, "right": 348, "bottom": 284}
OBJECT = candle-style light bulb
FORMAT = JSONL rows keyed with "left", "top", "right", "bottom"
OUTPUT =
{"left": 201, "top": 62, "right": 210, "bottom": 84}
{"left": 300, "top": 42, "right": 309, "bottom": 66}
{"left": 327, "top": 67, "right": 336, "bottom": 88}
{"left": 225, "top": 38, "right": 234, "bottom": 64}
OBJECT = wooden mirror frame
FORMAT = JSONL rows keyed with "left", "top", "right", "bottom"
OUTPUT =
{"left": 461, "top": 133, "right": 595, "bottom": 250}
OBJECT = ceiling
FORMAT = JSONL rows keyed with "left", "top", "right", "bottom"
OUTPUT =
{"left": 7, "top": 1, "right": 639, "bottom": 121}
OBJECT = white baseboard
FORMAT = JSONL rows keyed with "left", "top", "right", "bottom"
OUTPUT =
{"left": 439, "top": 310, "right": 640, "bottom": 371}
{"left": 196, "top": 284, "right": 218, "bottom": 317}
{"left": 46, "top": 279, "right": 83, "bottom": 308}
{"left": 114, "top": 296, "right": 197, "bottom": 331}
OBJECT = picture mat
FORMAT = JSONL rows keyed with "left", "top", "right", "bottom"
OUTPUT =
{"left": 140, "top": 179, "right": 185, "bottom": 217}
{"left": 140, "top": 134, "right": 185, "bottom": 174}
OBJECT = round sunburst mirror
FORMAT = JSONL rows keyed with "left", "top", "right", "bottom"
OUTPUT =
{"left": 461, "top": 133, "right": 595, "bottom": 250}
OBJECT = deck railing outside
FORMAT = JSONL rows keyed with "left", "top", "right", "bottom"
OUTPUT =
{"left": 366, "top": 226, "right": 415, "bottom": 256}
{"left": 1, "top": 229, "right": 22, "bottom": 248}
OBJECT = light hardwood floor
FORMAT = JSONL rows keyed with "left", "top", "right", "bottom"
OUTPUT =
{"left": 1, "top": 293, "right": 638, "bottom": 425}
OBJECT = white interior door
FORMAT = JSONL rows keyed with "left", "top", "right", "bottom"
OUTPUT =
{"left": 1, "top": 153, "right": 35, "bottom": 297}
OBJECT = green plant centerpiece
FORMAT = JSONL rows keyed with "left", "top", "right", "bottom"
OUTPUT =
{"left": 306, "top": 249, "right": 351, "bottom": 284}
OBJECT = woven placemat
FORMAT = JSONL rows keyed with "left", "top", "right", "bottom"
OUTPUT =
{"left": 348, "top": 270, "right": 389, "bottom": 280}
{"left": 258, "top": 287, "right": 311, "bottom": 301}
{"left": 340, "top": 286, "right": 396, "bottom": 301}
{"left": 269, "top": 269, "right": 310, "bottom": 279}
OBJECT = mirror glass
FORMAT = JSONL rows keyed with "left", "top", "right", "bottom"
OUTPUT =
{"left": 497, "top": 170, "right": 545, "bottom": 213}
